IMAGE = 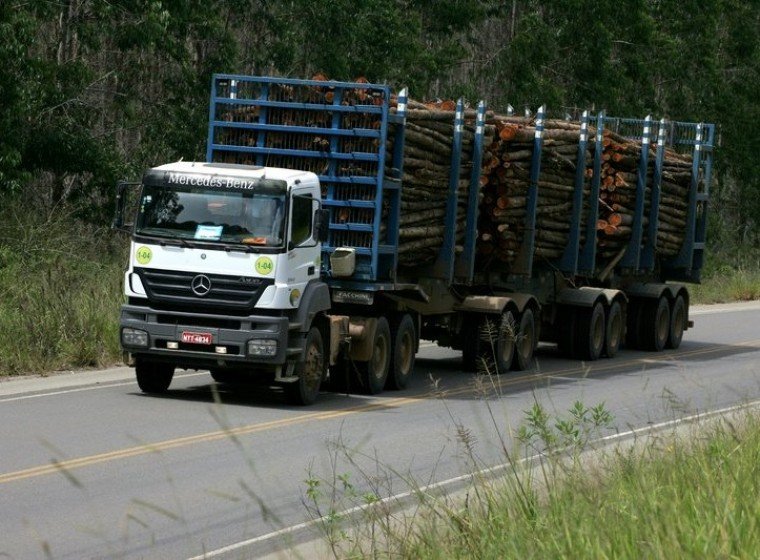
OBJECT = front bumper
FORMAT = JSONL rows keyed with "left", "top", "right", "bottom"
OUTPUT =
{"left": 120, "top": 303, "right": 296, "bottom": 370}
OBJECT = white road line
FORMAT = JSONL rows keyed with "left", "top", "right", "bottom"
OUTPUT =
{"left": 0, "top": 372, "right": 209, "bottom": 403}
{"left": 186, "top": 398, "right": 760, "bottom": 560}
{"left": 690, "top": 301, "right": 760, "bottom": 315}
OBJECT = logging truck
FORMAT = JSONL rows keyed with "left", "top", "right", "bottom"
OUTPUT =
{"left": 114, "top": 74, "right": 714, "bottom": 405}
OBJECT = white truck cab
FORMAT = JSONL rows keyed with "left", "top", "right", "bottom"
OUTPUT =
{"left": 116, "top": 161, "right": 331, "bottom": 403}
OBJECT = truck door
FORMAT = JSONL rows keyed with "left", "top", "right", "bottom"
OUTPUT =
{"left": 287, "top": 191, "right": 321, "bottom": 304}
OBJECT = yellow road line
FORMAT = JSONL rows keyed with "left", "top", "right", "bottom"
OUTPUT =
{"left": 2, "top": 338, "right": 758, "bottom": 485}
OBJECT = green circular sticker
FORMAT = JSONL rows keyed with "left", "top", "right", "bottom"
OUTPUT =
{"left": 135, "top": 246, "right": 152, "bottom": 265}
{"left": 255, "top": 256, "right": 274, "bottom": 275}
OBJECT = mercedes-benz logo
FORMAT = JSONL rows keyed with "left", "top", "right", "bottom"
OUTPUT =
{"left": 191, "top": 274, "right": 212, "bottom": 297}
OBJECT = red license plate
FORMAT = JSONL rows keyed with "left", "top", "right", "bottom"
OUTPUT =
{"left": 181, "top": 331, "right": 213, "bottom": 345}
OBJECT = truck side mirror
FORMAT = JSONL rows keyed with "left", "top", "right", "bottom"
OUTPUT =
{"left": 315, "top": 209, "right": 330, "bottom": 243}
{"left": 113, "top": 181, "right": 139, "bottom": 232}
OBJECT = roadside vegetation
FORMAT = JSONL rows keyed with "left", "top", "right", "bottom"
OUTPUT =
{"left": 689, "top": 247, "right": 760, "bottom": 303}
{"left": 0, "top": 200, "right": 126, "bottom": 375}
{"left": 304, "top": 401, "right": 760, "bottom": 559}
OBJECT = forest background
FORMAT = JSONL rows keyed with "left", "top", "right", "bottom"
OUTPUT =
{"left": 0, "top": 0, "right": 757, "bottom": 373}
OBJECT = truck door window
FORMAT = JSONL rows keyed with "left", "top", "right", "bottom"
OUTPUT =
{"left": 291, "top": 195, "right": 313, "bottom": 246}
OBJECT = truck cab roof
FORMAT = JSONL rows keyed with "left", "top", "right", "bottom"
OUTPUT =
{"left": 150, "top": 161, "right": 318, "bottom": 185}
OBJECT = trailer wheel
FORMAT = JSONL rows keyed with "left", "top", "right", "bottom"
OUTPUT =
{"left": 357, "top": 317, "right": 391, "bottom": 394}
{"left": 461, "top": 314, "right": 486, "bottom": 372}
{"left": 512, "top": 309, "right": 536, "bottom": 371}
{"left": 135, "top": 360, "right": 174, "bottom": 393}
{"left": 286, "top": 326, "right": 325, "bottom": 406}
{"left": 387, "top": 314, "right": 416, "bottom": 390}
{"left": 667, "top": 294, "right": 687, "bottom": 349}
{"left": 556, "top": 306, "right": 577, "bottom": 358}
{"left": 642, "top": 296, "right": 670, "bottom": 352}
{"left": 575, "top": 302, "right": 606, "bottom": 361}
{"left": 604, "top": 301, "right": 624, "bottom": 358}
{"left": 495, "top": 310, "right": 517, "bottom": 374}
{"left": 625, "top": 300, "right": 643, "bottom": 349}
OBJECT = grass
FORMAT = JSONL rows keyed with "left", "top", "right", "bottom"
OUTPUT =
{"left": 304, "top": 401, "right": 760, "bottom": 560}
{"left": 0, "top": 203, "right": 126, "bottom": 375}
{"left": 690, "top": 267, "right": 760, "bottom": 303}
{"left": 690, "top": 243, "right": 760, "bottom": 304}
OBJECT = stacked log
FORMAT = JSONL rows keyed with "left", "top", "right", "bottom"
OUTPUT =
{"left": 477, "top": 117, "right": 594, "bottom": 264}
{"left": 595, "top": 132, "right": 693, "bottom": 258}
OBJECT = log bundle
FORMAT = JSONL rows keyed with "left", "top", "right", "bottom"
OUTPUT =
{"left": 476, "top": 117, "right": 696, "bottom": 270}
{"left": 388, "top": 99, "right": 495, "bottom": 267}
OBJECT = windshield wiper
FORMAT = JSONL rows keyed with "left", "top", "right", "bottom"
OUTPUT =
{"left": 136, "top": 230, "right": 194, "bottom": 248}
{"left": 158, "top": 237, "right": 192, "bottom": 248}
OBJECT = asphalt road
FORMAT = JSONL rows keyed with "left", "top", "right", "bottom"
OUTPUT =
{"left": 1, "top": 302, "right": 759, "bottom": 559}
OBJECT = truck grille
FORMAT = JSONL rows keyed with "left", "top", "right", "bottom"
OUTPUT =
{"left": 135, "top": 268, "right": 273, "bottom": 313}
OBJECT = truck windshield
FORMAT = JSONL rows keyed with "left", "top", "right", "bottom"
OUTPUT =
{"left": 135, "top": 185, "right": 286, "bottom": 247}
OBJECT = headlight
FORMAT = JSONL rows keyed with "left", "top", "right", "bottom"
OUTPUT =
{"left": 122, "top": 328, "right": 149, "bottom": 348}
{"left": 247, "top": 339, "right": 277, "bottom": 357}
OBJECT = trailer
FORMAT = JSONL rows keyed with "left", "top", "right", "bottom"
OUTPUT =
{"left": 115, "top": 74, "right": 714, "bottom": 404}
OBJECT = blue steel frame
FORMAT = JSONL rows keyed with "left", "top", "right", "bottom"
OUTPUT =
{"left": 206, "top": 74, "right": 406, "bottom": 283}
{"left": 433, "top": 99, "right": 465, "bottom": 282}
{"left": 455, "top": 101, "right": 487, "bottom": 283}
{"left": 512, "top": 105, "right": 546, "bottom": 276}
{"left": 578, "top": 111, "right": 606, "bottom": 275}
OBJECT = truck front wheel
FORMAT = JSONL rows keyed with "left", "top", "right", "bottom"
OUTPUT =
{"left": 357, "top": 317, "right": 391, "bottom": 394}
{"left": 286, "top": 327, "right": 326, "bottom": 406}
{"left": 135, "top": 360, "right": 174, "bottom": 393}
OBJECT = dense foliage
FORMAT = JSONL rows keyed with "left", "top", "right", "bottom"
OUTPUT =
{"left": 0, "top": 0, "right": 757, "bottom": 231}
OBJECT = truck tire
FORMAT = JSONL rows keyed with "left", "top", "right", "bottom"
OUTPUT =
{"left": 642, "top": 296, "right": 670, "bottom": 352}
{"left": 461, "top": 314, "right": 487, "bottom": 372}
{"left": 356, "top": 317, "right": 391, "bottom": 394}
{"left": 575, "top": 302, "right": 605, "bottom": 361}
{"left": 496, "top": 310, "right": 517, "bottom": 374}
{"left": 135, "top": 360, "right": 174, "bottom": 393}
{"left": 604, "top": 301, "right": 624, "bottom": 358}
{"left": 286, "top": 326, "right": 325, "bottom": 406}
{"left": 626, "top": 300, "right": 643, "bottom": 349}
{"left": 667, "top": 294, "right": 687, "bottom": 349}
{"left": 387, "top": 314, "right": 416, "bottom": 390}
{"left": 512, "top": 309, "right": 536, "bottom": 371}
{"left": 556, "top": 306, "right": 577, "bottom": 358}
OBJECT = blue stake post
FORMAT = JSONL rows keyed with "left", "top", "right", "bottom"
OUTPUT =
{"left": 456, "top": 100, "right": 487, "bottom": 283}
{"left": 433, "top": 99, "right": 465, "bottom": 282}
{"left": 578, "top": 111, "right": 605, "bottom": 275}
{"left": 670, "top": 123, "right": 703, "bottom": 272}
{"left": 558, "top": 110, "right": 590, "bottom": 274}
{"left": 620, "top": 115, "right": 652, "bottom": 269}
{"left": 513, "top": 105, "right": 545, "bottom": 276}
{"left": 383, "top": 88, "right": 408, "bottom": 281}
{"left": 641, "top": 118, "right": 666, "bottom": 270}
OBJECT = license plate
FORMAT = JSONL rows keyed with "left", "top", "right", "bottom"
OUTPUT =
{"left": 181, "top": 331, "right": 212, "bottom": 345}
